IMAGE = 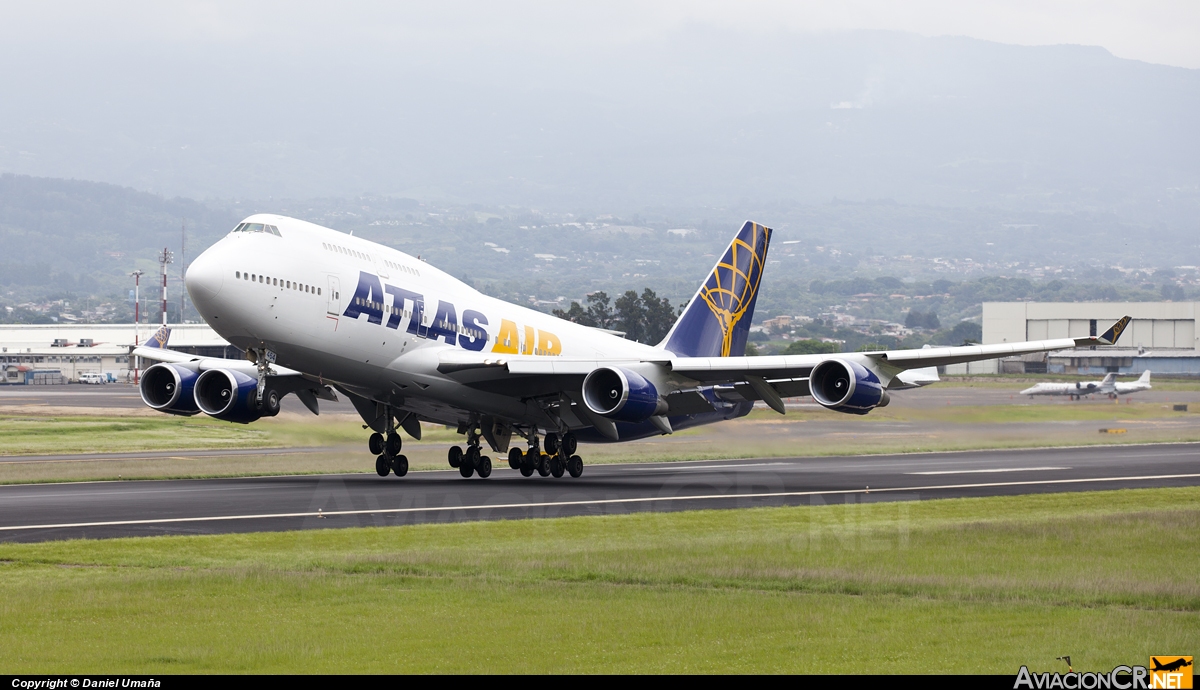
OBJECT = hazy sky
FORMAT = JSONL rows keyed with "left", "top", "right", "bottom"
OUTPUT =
{"left": 3, "top": 1, "right": 1199, "bottom": 69}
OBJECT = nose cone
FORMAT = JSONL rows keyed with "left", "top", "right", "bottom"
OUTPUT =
{"left": 185, "top": 247, "right": 225, "bottom": 318}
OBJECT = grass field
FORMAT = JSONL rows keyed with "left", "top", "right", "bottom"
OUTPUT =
{"left": 0, "top": 487, "right": 1195, "bottom": 673}
{"left": 3, "top": 399, "right": 1200, "bottom": 484}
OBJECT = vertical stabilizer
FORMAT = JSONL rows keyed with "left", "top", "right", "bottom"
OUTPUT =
{"left": 144, "top": 325, "right": 172, "bottom": 349}
{"left": 1101, "top": 373, "right": 1116, "bottom": 385}
{"left": 661, "top": 221, "right": 772, "bottom": 357}
{"left": 1138, "top": 370, "right": 1151, "bottom": 383}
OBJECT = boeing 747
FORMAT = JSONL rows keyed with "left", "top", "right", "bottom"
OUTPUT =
{"left": 135, "top": 216, "right": 1131, "bottom": 479}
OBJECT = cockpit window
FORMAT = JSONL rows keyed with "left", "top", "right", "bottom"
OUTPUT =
{"left": 231, "top": 222, "right": 282, "bottom": 236}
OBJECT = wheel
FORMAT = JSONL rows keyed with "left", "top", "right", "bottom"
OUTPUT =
{"left": 544, "top": 433, "right": 559, "bottom": 455}
{"left": 563, "top": 432, "right": 577, "bottom": 456}
{"left": 448, "top": 445, "right": 463, "bottom": 468}
{"left": 466, "top": 445, "right": 481, "bottom": 467}
{"left": 375, "top": 455, "right": 390, "bottom": 477}
{"left": 261, "top": 388, "right": 281, "bottom": 416}
{"left": 477, "top": 456, "right": 492, "bottom": 478}
{"left": 385, "top": 433, "right": 402, "bottom": 456}
{"left": 567, "top": 455, "right": 583, "bottom": 478}
{"left": 520, "top": 463, "right": 534, "bottom": 477}
{"left": 537, "top": 454, "right": 550, "bottom": 477}
{"left": 392, "top": 454, "right": 408, "bottom": 477}
{"left": 550, "top": 457, "right": 564, "bottom": 478}
{"left": 459, "top": 462, "right": 475, "bottom": 478}
{"left": 508, "top": 447, "right": 523, "bottom": 470}
{"left": 369, "top": 433, "right": 385, "bottom": 456}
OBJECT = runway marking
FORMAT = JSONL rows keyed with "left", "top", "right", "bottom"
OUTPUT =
{"left": 907, "top": 467, "right": 1069, "bottom": 475}
{"left": 1, "top": 472, "right": 1198, "bottom": 532}
{"left": 632, "top": 462, "right": 791, "bottom": 471}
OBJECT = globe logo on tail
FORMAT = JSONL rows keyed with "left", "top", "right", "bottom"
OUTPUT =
{"left": 697, "top": 222, "right": 771, "bottom": 357}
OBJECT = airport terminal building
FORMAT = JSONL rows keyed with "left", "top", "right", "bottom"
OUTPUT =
{"left": 968, "top": 301, "right": 1200, "bottom": 376}
{"left": 0, "top": 324, "right": 234, "bottom": 383}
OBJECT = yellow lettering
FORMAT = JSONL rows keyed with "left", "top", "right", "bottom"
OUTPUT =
{"left": 492, "top": 319, "right": 519, "bottom": 354}
{"left": 538, "top": 329, "right": 562, "bottom": 356}
{"left": 522, "top": 325, "right": 535, "bottom": 355}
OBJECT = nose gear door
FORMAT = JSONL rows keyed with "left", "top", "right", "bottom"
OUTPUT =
{"left": 326, "top": 275, "right": 341, "bottom": 315}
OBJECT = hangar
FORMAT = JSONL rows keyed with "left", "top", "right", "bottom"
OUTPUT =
{"left": 0, "top": 324, "right": 234, "bottom": 383}
{"left": 960, "top": 301, "right": 1200, "bottom": 376}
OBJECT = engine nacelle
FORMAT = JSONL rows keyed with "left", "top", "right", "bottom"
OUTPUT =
{"left": 194, "top": 368, "right": 263, "bottom": 423}
{"left": 582, "top": 366, "right": 666, "bottom": 423}
{"left": 809, "top": 359, "right": 889, "bottom": 415}
{"left": 139, "top": 363, "right": 200, "bottom": 416}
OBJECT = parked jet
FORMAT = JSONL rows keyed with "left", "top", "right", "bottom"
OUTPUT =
{"left": 1020, "top": 373, "right": 1116, "bottom": 400}
{"left": 1020, "top": 371, "right": 1151, "bottom": 400}
{"left": 135, "top": 216, "right": 1131, "bottom": 479}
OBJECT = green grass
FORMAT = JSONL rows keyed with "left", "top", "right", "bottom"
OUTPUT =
{"left": 0, "top": 415, "right": 275, "bottom": 455}
{"left": 1, "top": 488, "right": 1196, "bottom": 673}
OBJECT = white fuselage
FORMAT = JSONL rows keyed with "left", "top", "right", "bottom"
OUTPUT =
{"left": 185, "top": 214, "right": 662, "bottom": 426}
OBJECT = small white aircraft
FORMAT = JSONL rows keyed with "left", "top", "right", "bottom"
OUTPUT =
{"left": 134, "top": 216, "right": 1131, "bottom": 479}
{"left": 1020, "top": 371, "right": 1151, "bottom": 400}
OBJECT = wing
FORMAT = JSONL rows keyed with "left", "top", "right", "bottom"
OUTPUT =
{"left": 435, "top": 316, "right": 1131, "bottom": 407}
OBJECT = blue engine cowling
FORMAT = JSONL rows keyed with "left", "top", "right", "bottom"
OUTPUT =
{"left": 139, "top": 363, "right": 200, "bottom": 416}
{"left": 809, "top": 359, "right": 889, "bottom": 415}
{"left": 194, "top": 368, "right": 263, "bottom": 423}
{"left": 582, "top": 366, "right": 665, "bottom": 423}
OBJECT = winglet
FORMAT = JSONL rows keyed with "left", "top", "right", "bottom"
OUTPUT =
{"left": 1097, "top": 316, "right": 1131, "bottom": 345}
{"left": 143, "top": 325, "right": 172, "bottom": 349}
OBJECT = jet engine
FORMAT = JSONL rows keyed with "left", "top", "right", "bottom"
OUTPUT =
{"left": 194, "top": 368, "right": 265, "bottom": 423}
{"left": 138, "top": 363, "right": 200, "bottom": 416}
{"left": 582, "top": 366, "right": 667, "bottom": 423}
{"left": 809, "top": 359, "right": 889, "bottom": 415}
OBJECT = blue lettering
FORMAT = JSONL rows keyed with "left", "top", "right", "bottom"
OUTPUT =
{"left": 343, "top": 271, "right": 384, "bottom": 325}
{"left": 384, "top": 284, "right": 425, "bottom": 335}
{"left": 459, "top": 310, "right": 488, "bottom": 351}
{"left": 428, "top": 300, "right": 458, "bottom": 345}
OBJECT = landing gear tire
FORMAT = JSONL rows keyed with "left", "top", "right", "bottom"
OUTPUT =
{"left": 392, "top": 454, "right": 408, "bottom": 477}
{"left": 466, "top": 446, "right": 481, "bottom": 467}
{"left": 537, "top": 454, "right": 550, "bottom": 477}
{"left": 550, "top": 456, "right": 564, "bottom": 478}
{"left": 562, "top": 432, "right": 577, "bottom": 456}
{"left": 508, "top": 448, "right": 523, "bottom": 470}
{"left": 385, "top": 433, "right": 402, "bottom": 456}
{"left": 375, "top": 455, "right": 390, "bottom": 477}
{"left": 448, "top": 446, "right": 463, "bottom": 468}
{"left": 369, "top": 433, "right": 386, "bottom": 456}
{"left": 567, "top": 455, "right": 583, "bottom": 478}
{"left": 477, "top": 456, "right": 492, "bottom": 478}
{"left": 260, "top": 388, "right": 281, "bottom": 416}
{"left": 520, "top": 461, "right": 534, "bottom": 477}
{"left": 459, "top": 461, "right": 475, "bottom": 478}
{"left": 544, "top": 433, "right": 559, "bottom": 456}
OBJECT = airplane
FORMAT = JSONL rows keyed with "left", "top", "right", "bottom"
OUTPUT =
{"left": 134, "top": 215, "right": 1132, "bottom": 480}
{"left": 1020, "top": 370, "right": 1151, "bottom": 400}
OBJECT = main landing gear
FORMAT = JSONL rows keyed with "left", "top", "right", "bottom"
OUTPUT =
{"left": 506, "top": 431, "right": 582, "bottom": 480}
{"left": 369, "top": 416, "right": 408, "bottom": 478}
{"left": 447, "top": 425, "right": 493, "bottom": 479}
{"left": 447, "top": 427, "right": 583, "bottom": 480}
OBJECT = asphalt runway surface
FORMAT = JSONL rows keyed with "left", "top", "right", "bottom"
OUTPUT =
{"left": 1, "top": 443, "right": 1197, "bottom": 542}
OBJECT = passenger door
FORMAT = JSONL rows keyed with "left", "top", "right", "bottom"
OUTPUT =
{"left": 326, "top": 275, "right": 341, "bottom": 315}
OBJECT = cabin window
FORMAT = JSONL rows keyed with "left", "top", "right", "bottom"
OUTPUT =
{"left": 235, "top": 271, "right": 240, "bottom": 279}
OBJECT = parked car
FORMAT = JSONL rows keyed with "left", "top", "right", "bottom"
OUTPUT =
{"left": 78, "top": 372, "right": 107, "bottom": 384}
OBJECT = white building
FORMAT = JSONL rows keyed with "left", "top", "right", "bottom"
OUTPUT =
{"left": 947, "top": 302, "right": 1200, "bottom": 375}
{"left": 0, "top": 324, "right": 234, "bottom": 383}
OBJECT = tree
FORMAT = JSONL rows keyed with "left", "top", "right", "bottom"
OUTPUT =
{"left": 781, "top": 339, "right": 839, "bottom": 355}
{"left": 905, "top": 310, "right": 941, "bottom": 330}
{"left": 640, "top": 288, "right": 676, "bottom": 344}
{"left": 614, "top": 290, "right": 645, "bottom": 343}
{"left": 585, "top": 291, "right": 614, "bottom": 329}
{"left": 551, "top": 301, "right": 591, "bottom": 326}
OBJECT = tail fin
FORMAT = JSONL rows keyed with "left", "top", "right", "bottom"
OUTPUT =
{"left": 1139, "top": 370, "right": 1151, "bottom": 383}
{"left": 661, "top": 221, "right": 772, "bottom": 357}
{"left": 1101, "top": 373, "right": 1116, "bottom": 385}
{"left": 144, "top": 325, "right": 172, "bottom": 349}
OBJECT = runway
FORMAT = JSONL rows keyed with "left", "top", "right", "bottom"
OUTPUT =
{"left": 1, "top": 443, "right": 1197, "bottom": 542}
